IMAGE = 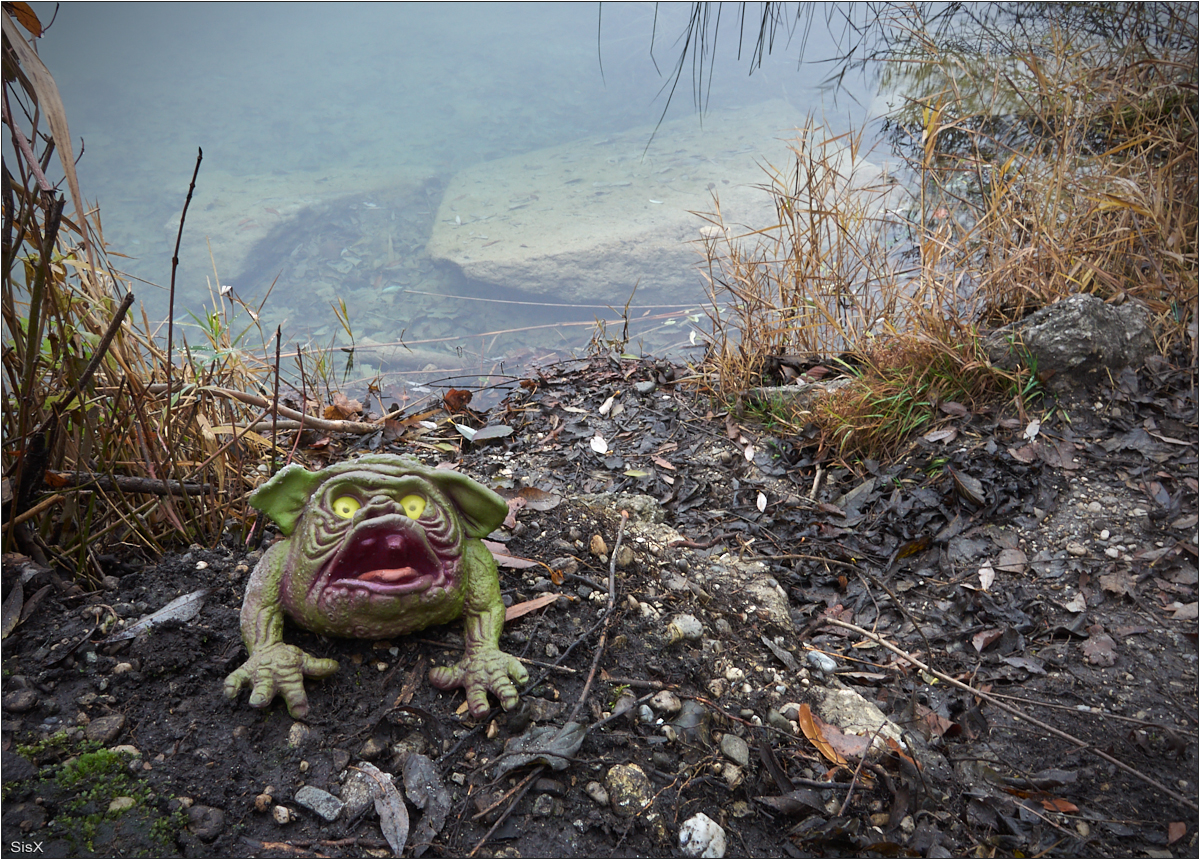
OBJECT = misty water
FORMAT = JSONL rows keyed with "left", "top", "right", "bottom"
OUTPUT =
{"left": 33, "top": 2, "right": 884, "bottom": 394}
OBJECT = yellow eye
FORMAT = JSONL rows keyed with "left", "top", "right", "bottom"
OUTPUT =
{"left": 401, "top": 494, "right": 426, "bottom": 519}
{"left": 332, "top": 496, "right": 361, "bottom": 519}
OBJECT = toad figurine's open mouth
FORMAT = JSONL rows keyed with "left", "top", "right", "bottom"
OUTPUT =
{"left": 323, "top": 521, "right": 446, "bottom": 595}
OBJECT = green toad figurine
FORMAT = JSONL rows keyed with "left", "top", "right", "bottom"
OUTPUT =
{"left": 224, "top": 454, "right": 527, "bottom": 718}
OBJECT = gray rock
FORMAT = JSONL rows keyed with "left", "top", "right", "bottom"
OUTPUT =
{"left": 84, "top": 714, "right": 125, "bottom": 743}
{"left": 186, "top": 804, "right": 225, "bottom": 842}
{"left": 810, "top": 686, "right": 903, "bottom": 749}
{"left": 719, "top": 733, "right": 750, "bottom": 768}
{"left": 295, "top": 785, "right": 344, "bottom": 822}
{"left": 807, "top": 651, "right": 837, "bottom": 673}
{"left": 604, "top": 763, "right": 653, "bottom": 817}
{"left": 2, "top": 689, "right": 38, "bottom": 714}
{"left": 340, "top": 769, "right": 379, "bottom": 820}
{"left": 651, "top": 691, "right": 682, "bottom": 714}
{"left": 983, "top": 294, "right": 1155, "bottom": 390}
{"left": 2, "top": 751, "right": 36, "bottom": 782}
{"left": 426, "top": 102, "right": 821, "bottom": 302}
{"left": 711, "top": 557, "right": 791, "bottom": 629}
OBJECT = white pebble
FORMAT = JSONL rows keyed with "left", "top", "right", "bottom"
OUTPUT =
{"left": 680, "top": 812, "right": 726, "bottom": 858}
{"left": 1099, "top": 529, "right": 1111, "bottom": 541}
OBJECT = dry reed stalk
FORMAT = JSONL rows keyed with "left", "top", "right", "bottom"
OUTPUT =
{"left": 696, "top": 5, "right": 1196, "bottom": 461}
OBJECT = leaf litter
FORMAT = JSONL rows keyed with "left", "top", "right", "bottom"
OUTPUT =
{"left": 1, "top": 353, "right": 1195, "bottom": 857}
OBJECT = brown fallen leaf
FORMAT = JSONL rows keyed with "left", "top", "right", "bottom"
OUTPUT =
{"left": 505, "top": 593, "right": 561, "bottom": 622}
{"left": 482, "top": 541, "right": 541, "bottom": 570}
{"left": 1041, "top": 797, "right": 1078, "bottom": 813}
{"left": 972, "top": 628, "right": 1005, "bottom": 652}
{"left": 1081, "top": 624, "right": 1117, "bottom": 667}
{"left": 996, "top": 548, "right": 1027, "bottom": 574}
{"left": 1167, "top": 821, "right": 1186, "bottom": 844}
{"left": 1007, "top": 443, "right": 1040, "bottom": 464}
{"left": 797, "top": 703, "right": 848, "bottom": 767}
{"left": 1099, "top": 570, "right": 1135, "bottom": 596}
{"left": 443, "top": 388, "right": 473, "bottom": 413}
{"left": 325, "top": 391, "right": 363, "bottom": 420}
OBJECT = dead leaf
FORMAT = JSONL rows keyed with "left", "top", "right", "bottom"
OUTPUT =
{"left": 996, "top": 548, "right": 1027, "bottom": 574}
{"left": 757, "top": 788, "right": 825, "bottom": 815}
{"left": 403, "top": 753, "right": 450, "bottom": 857}
{"left": 443, "top": 388, "right": 472, "bottom": 413}
{"left": 651, "top": 455, "right": 676, "bottom": 471}
{"left": 325, "top": 392, "right": 362, "bottom": 420}
{"left": 1081, "top": 624, "right": 1117, "bottom": 667}
{"left": 589, "top": 434, "right": 608, "bottom": 454}
{"left": 797, "top": 703, "right": 847, "bottom": 767}
{"left": 471, "top": 424, "right": 513, "bottom": 443}
{"left": 482, "top": 540, "right": 541, "bottom": 570}
{"left": 505, "top": 593, "right": 560, "bottom": 621}
{"left": 1170, "top": 602, "right": 1198, "bottom": 621}
{"left": 494, "top": 722, "right": 586, "bottom": 778}
{"left": 756, "top": 491, "right": 767, "bottom": 512}
{"left": 503, "top": 497, "right": 526, "bottom": 529}
{"left": 356, "top": 761, "right": 408, "bottom": 856}
{"left": 105, "top": 589, "right": 210, "bottom": 642}
{"left": 9, "top": 2, "right": 43, "bottom": 37}
{"left": 923, "top": 427, "right": 958, "bottom": 444}
{"left": 1040, "top": 797, "right": 1078, "bottom": 813}
{"left": 978, "top": 564, "right": 995, "bottom": 591}
{"left": 1099, "top": 571, "right": 1135, "bottom": 596}
{"left": 517, "top": 487, "right": 561, "bottom": 511}
{"left": 1168, "top": 821, "right": 1187, "bottom": 844}
{"left": 940, "top": 401, "right": 970, "bottom": 418}
{"left": 948, "top": 466, "right": 987, "bottom": 506}
{"left": 1007, "top": 444, "right": 1039, "bottom": 464}
{"left": 1, "top": 578, "right": 23, "bottom": 639}
{"left": 1062, "top": 593, "right": 1087, "bottom": 613}
{"left": 972, "top": 628, "right": 1004, "bottom": 652}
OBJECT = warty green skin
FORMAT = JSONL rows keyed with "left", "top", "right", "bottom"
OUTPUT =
{"left": 223, "top": 455, "right": 528, "bottom": 719}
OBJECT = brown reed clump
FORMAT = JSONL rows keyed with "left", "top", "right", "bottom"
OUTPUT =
{"left": 697, "top": 4, "right": 1197, "bottom": 461}
{"left": 2, "top": 8, "right": 286, "bottom": 578}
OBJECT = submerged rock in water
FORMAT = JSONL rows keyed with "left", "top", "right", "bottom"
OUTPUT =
{"left": 426, "top": 100, "right": 892, "bottom": 303}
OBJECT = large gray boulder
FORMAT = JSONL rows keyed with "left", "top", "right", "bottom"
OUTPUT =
{"left": 984, "top": 294, "right": 1156, "bottom": 389}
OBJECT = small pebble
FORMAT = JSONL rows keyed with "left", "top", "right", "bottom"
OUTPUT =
{"left": 667, "top": 614, "right": 704, "bottom": 644}
{"left": 272, "top": 805, "right": 292, "bottom": 825}
{"left": 1105, "top": 547, "right": 1120, "bottom": 559}
{"left": 807, "top": 651, "right": 837, "bottom": 673}
{"left": 1099, "top": 529, "right": 1111, "bottom": 541}
{"left": 651, "top": 690, "right": 682, "bottom": 714}
{"left": 585, "top": 781, "right": 609, "bottom": 806}
{"left": 679, "top": 812, "right": 726, "bottom": 858}
{"left": 1066, "top": 541, "right": 1088, "bottom": 557}
{"left": 295, "top": 785, "right": 343, "bottom": 822}
{"left": 719, "top": 733, "right": 750, "bottom": 768}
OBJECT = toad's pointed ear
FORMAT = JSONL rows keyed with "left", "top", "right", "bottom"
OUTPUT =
{"left": 424, "top": 470, "right": 509, "bottom": 538}
{"left": 249, "top": 464, "right": 325, "bottom": 536}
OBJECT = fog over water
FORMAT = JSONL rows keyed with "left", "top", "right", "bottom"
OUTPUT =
{"left": 31, "top": 2, "right": 882, "bottom": 382}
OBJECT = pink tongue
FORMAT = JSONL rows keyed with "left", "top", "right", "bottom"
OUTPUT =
{"left": 358, "top": 567, "right": 417, "bottom": 583}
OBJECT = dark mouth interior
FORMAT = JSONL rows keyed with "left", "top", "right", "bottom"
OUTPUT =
{"left": 327, "top": 526, "right": 437, "bottom": 587}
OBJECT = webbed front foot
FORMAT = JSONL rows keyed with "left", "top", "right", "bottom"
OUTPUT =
{"left": 430, "top": 648, "right": 528, "bottom": 717}
{"left": 224, "top": 642, "right": 339, "bottom": 719}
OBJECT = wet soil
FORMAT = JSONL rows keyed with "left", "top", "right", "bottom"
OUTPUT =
{"left": 2, "top": 354, "right": 1197, "bottom": 858}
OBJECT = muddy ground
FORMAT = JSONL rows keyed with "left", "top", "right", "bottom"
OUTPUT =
{"left": 2, "top": 354, "right": 1197, "bottom": 858}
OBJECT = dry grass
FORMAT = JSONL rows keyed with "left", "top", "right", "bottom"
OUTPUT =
{"left": 2, "top": 9, "right": 296, "bottom": 577}
{"left": 698, "top": 4, "right": 1197, "bottom": 460}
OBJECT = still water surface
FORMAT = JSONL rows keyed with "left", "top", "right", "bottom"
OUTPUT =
{"left": 33, "top": 2, "right": 882, "bottom": 389}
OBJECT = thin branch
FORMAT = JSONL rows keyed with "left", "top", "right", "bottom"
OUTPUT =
{"left": 824, "top": 618, "right": 1199, "bottom": 814}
